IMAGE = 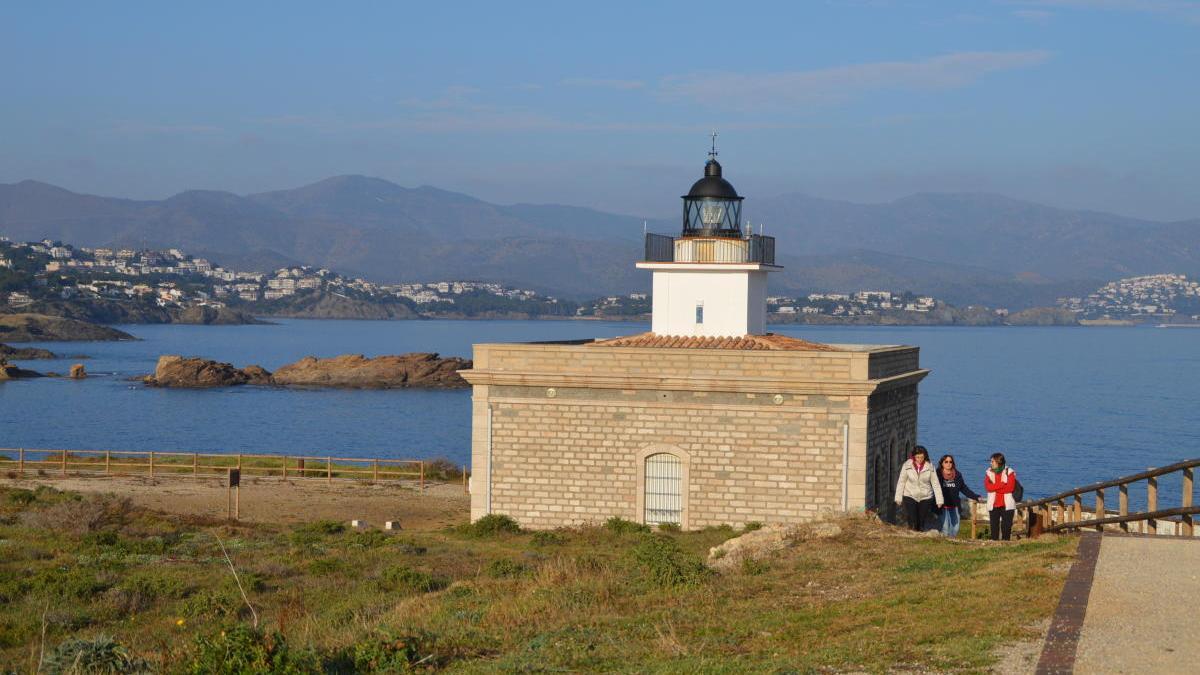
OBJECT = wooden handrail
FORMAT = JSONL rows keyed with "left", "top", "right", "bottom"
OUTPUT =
{"left": 1022, "top": 459, "right": 1198, "bottom": 538}
{"left": 1043, "top": 505, "right": 1200, "bottom": 533}
{"left": 1020, "top": 458, "right": 1200, "bottom": 509}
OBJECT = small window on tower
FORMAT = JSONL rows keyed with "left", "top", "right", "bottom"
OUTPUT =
{"left": 695, "top": 302, "right": 704, "bottom": 324}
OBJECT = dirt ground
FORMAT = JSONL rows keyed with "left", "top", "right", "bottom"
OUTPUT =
{"left": 0, "top": 474, "right": 471, "bottom": 530}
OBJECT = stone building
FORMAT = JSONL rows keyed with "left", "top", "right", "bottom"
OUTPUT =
{"left": 462, "top": 146, "right": 928, "bottom": 529}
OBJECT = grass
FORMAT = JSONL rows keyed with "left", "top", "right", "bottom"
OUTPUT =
{"left": 0, "top": 485, "right": 1077, "bottom": 673}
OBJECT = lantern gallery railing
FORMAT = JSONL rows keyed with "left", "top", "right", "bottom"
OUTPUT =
{"left": 643, "top": 233, "right": 776, "bottom": 265}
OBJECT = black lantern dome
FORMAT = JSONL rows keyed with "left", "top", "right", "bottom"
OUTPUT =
{"left": 682, "top": 140, "right": 743, "bottom": 238}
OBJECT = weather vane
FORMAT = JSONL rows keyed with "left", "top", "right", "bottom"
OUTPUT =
{"left": 709, "top": 130, "right": 718, "bottom": 159}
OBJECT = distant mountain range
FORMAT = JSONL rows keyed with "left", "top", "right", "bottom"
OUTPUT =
{"left": 2, "top": 176, "right": 1197, "bottom": 309}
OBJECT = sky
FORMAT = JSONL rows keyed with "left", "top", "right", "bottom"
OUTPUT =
{"left": 1, "top": 0, "right": 1199, "bottom": 221}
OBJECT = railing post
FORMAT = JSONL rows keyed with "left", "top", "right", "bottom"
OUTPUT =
{"left": 149, "top": 451, "right": 155, "bottom": 478}
{"left": 18, "top": 448, "right": 23, "bottom": 475}
{"left": 61, "top": 450, "right": 67, "bottom": 476}
{"left": 1074, "top": 494, "right": 1082, "bottom": 523}
{"left": 327, "top": 457, "right": 332, "bottom": 484}
{"left": 463, "top": 465, "right": 468, "bottom": 494}
{"left": 1095, "top": 489, "right": 1105, "bottom": 532}
{"left": 1184, "top": 468, "right": 1194, "bottom": 537}
{"left": 1057, "top": 499, "right": 1067, "bottom": 525}
{"left": 419, "top": 461, "right": 425, "bottom": 491}
{"left": 105, "top": 450, "right": 111, "bottom": 476}
{"left": 282, "top": 456, "right": 288, "bottom": 481}
{"left": 1119, "top": 483, "right": 1129, "bottom": 532}
{"left": 237, "top": 453, "right": 243, "bottom": 471}
{"left": 373, "top": 459, "right": 379, "bottom": 482}
{"left": 1147, "top": 475, "right": 1158, "bottom": 535}
{"left": 193, "top": 453, "right": 198, "bottom": 477}
{"left": 970, "top": 501, "right": 977, "bottom": 539}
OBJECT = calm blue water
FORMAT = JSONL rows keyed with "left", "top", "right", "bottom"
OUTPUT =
{"left": 2, "top": 320, "right": 1197, "bottom": 506}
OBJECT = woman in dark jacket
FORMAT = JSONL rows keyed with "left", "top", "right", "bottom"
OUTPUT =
{"left": 936, "top": 454, "right": 984, "bottom": 537}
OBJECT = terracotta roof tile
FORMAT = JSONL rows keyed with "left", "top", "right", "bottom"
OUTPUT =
{"left": 589, "top": 332, "right": 838, "bottom": 352}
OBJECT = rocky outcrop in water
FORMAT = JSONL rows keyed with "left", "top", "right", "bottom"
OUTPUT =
{"left": 0, "top": 313, "right": 134, "bottom": 342}
{"left": 0, "top": 343, "right": 58, "bottom": 359}
{"left": 270, "top": 353, "right": 469, "bottom": 389}
{"left": 0, "top": 358, "right": 43, "bottom": 380}
{"left": 174, "top": 305, "right": 269, "bottom": 325}
{"left": 69, "top": 364, "right": 87, "bottom": 379}
{"left": 143, "top": 353, "right": 469, "bottom": 389}
{"left": 143, "top": 355, "right": 267, "bottom": 388}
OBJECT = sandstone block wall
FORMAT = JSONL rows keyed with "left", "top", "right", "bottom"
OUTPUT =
{"left": 466, "top": 342, "right": 926, "bottom": 530}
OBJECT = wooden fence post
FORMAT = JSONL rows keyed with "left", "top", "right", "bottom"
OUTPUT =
{"left": 18, "top": 448, "right": 23, "bottom": 475}
{"left": 149, "top": 451, "right": 155, "bottom": 478}
{"left": 463, "top": 465, "right": 468, "bottom": 494}
{"left": 419, "top": 462, "right": 425, "bottom": 491}
{"left": 373, "top": 459, "right": 379, "bottom": 482}
{"left": 193, "top": 453, "right": 198, "bottom": 477}
{"left": 1057, "top": 499, "right": 1067, "bottom": 524}
{"left": 1146, "top": 475, "right": 1158, "bottom": 535}
{"left": 282, "top": 456, "right": 288, "bottom": 481}
{"left": 1094, "top": 489, "right": 1105, "bottom": 532}
{"left": 1074, "top": 494, "right": 1082, "bottom": 522}
{"left": 1184, "top": 468, "right": 1194, "bottom": 537}
{"left": 326, "top": 457, "right": 332, "bottom": 484}
{"left": 61, "top": 450, "right": 67, "bottom": 476}
{"left": 105, "top": 451, "right": 111, "bottom": 476}
{"left": 1119, "top": 483, "right": 1129, "bottom": 532}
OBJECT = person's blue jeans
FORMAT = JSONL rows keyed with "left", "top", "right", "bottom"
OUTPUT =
{"left": 939, "top": 507, "right": 961, "bottom": 537}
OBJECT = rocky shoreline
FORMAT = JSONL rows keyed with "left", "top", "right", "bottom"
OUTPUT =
{"left": 143, "top": 353, "right": 471, "bottom": 389}
{"left": 0, "top": 313, "right": 135, "bottom": 342}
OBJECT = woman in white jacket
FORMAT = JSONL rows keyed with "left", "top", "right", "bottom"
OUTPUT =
{"left": 893, "top": 446, "right": 944, "bottom": 531}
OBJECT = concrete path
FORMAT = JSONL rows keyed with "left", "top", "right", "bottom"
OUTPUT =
{"left": 1038, "top": 534, "right": 1200, "bottom": 674}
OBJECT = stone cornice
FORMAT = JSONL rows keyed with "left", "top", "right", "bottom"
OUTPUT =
{"left": 460, "top": 368, "right": 929, "bottom": 396}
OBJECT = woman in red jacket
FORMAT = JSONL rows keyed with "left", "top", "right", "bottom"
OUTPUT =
{"left": 984, "top": 452, "right": 1017, "bottom": 541}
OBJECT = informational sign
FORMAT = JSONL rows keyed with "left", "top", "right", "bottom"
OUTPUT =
{"left": 228, "top": 468, "right": 241, "bottom": 487}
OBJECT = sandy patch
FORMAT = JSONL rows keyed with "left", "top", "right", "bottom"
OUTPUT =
{"left": 0, "top": 474, "right": 470, "bottom": 530}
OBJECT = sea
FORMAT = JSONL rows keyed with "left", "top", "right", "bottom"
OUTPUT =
{"left": 2, "top": 319, "right": 1197, "bottom": 507}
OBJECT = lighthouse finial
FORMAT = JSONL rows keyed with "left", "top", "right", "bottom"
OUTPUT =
{"left": 709, "top": 130, "right": 718, "bottom": 160}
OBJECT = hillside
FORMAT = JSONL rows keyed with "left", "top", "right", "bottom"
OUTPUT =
{"left": 3, "top": 177, "right": 1198, "bottom": 306}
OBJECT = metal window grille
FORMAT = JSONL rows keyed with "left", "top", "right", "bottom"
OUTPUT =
{"left": 645, "top": 453, "right": 683, "bottom": 526}
{"left": 695, "top": 303, "right": 704, "bottom": 324}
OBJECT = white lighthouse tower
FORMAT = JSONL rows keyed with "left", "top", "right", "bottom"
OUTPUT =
{"left": 636, "top": 140, "right": 780, "bottom": 337}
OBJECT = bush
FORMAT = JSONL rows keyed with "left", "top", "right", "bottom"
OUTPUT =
{"left": 43, "top": 635, "right": 151, "bottom": 674}
{"left": 604, "top": 517, "right": 650, "bottom": 535}
{"left": 19, "top": 494, "right": 133, "bottom": 535}
{"left": 182, "top": 589, "right": 242, "bottom": 620}
{"left": 338, "top": 630, "right": 437, "bottom": 671}
{"left": 742, "top": 521, "right": 764, "bottom": 533}
{"left": 378, "top": 565, "right": 448, "bottom": 594}
{"left": 459, "top": 514, "right": 521, "bottom": 537}
{"left": 349, "top": 530, "right": 391, "bottom": 549}
{"left": 631, "top": 535, "right": 711, "bottom": 587}
{"left": 289, "top": 520, "right": 346, "bottom": 546}
{"left": 6, "top": 488, "right": 36, "bottom": 506}
{"left": 187, "top": 624, "right": 319, "bottom": 674}
{"left": 657, "top": 522, "right": 682, "bottom": 533}
{"left": 423, "top": 457, "right": 464, "bottom": 481}
{"left": 485, "top": 559, "right": 528, "bottom": 578}
{"left": 307, "top": 558, "right": 346, "bottom": 576}
{"left": 530, "top": 530, "right": 565, "bottom": 547}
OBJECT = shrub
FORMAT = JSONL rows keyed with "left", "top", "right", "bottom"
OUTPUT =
{"left": 459, "top": 514, "right": 521, "bottom": 537}
{"left": 743, "top": 521, "right": 764, "bottom": 533}
{"left": 530, "top": 530, "right": 566, "bottom": 547}
{"left": 19, "top": 494, "right": 133, "bottom": 535}
{"left": 307, "top": 558, "right": 346, "bottom": 576}
{"left": 31, "top": 566, "right": 113, "bottom": 600}
{"left": 43, "top": 635, "right": 151, "bottom": 675}
{"left": 485, "top": 559, "right": 528, "bottom": 578}
{"left": 349, "top": 529, "right": 391, "bottom": 549}
{"left": 657, "top": 522, "right": 682, "bottom": 533}
{"left": 631, "top": 535, "right": 711, "bottom": 587}
{"left": 289, "top": 520, "right": 346, "bottom": 546}
{"left": 423, "top": 457, "right": 464, "bottom": 481}
{"left": 181, "top": 589, "right": 241, "bottom": 620}
{"left": 187, "top": 624, "right": 319, "bottom": 674}
{"left": 604, "top": 517, "right": 650, "bottom": 535}
{"left": 740, "top": 557, "right": 770, "bottom": 576}
{"left": 378, "top": 565, "right": 448, "bottom": 594}
{"left": 339, "top": 630, "right": 437, "bottom": 671}
{"left": 6, "top": 488, "right": 36, "bottom": 506}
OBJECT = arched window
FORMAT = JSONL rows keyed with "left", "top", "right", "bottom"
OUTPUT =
{"left": 644, "top": 453, "right": 683, "bottom": 526}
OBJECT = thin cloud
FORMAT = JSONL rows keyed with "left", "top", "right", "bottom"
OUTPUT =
{"left": 110, "top": 123, "right": 223, "bottom": 136}
{"left": 560, "top": 77, "right": 646, "bottom": 90}
{"left": 658, "top": 51, "right": 1052, "bottom": 111}
{"left": 1013, "top": 8, "right": 1055, "bottom": 20}
{"left": 1013, "top": 0, "right": 1200, "bottom": 22}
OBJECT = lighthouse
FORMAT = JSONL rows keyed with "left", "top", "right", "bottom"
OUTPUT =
{"left": 637, "top": 140, "right": 780, "bottom": 337}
